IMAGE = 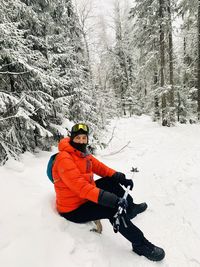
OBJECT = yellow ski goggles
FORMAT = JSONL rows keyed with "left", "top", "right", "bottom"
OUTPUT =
{"left": 71, "top": 123, "right": 89, "bottom": 133}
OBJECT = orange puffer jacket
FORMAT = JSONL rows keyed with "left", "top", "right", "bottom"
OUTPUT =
{"left": 52, "top": 137, "right": 116, "bottom": 213}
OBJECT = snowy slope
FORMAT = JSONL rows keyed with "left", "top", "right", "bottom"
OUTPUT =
{"left": 0, "top": 115, "right": 200, "bottom": 267}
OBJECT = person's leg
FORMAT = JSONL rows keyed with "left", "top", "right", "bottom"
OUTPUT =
{"left": 95, "top": 176, "right": 133, "bottom": 204}
{"left": 59, "top": 200, "right": 116, "bottom": 223}
{"left": 60, "top": 201, "right": 164, "bottom": 261}
{"left": 60, "top": 201, "right": 144, "bottom": 244}
{"left": 109, "top": 213, "right": 145, "bottom": 244}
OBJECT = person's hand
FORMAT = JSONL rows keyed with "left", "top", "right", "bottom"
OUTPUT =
{"left": 112, "top": 172, "right": 134, "bottom": 190}
{"left": 120, "top": 178, "right": 134, "bottom": 190}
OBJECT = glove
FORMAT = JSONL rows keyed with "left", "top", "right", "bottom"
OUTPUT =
{"left": 98, "top": 190, "right": 119, "bottom": 208}
{"left": 112, "top": 172, "right": 134, "bottom": 190}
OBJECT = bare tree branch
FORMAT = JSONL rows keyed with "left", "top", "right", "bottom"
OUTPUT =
{"left": 0, "top": 71, "right": 30, "bottom": 75}
{"left": 105, "top": 125, "right": 117, "bottom": 146}
{"left": 101, "top": 141, "right": 131, "bottom": 157}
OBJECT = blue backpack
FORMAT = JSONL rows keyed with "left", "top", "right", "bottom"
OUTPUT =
{"left": 46, "top": 153, "right": 58, "bottom": 183}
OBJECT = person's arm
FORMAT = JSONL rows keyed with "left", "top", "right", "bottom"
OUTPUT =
{"left": 91, "top": 155, "right": 134, "bottom": 190}
{"left": 91, "top": 155, "right": 116, "bottom": 177}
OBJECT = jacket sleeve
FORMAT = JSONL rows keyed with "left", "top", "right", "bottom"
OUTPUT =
{"left": 56, "top": 154, "right": 100, "bottom": 203}
{"left": 91, "top": 155, "right": 116, "bottom": 178}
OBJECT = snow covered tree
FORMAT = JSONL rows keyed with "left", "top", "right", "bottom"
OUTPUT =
{"left": 0, "top": 0, "right": 54, "bottom": 163}
{"left": 129, "top": 0, "right": 176, "bottom": 125}
{"left": 72, "top": 0, "right": 119, "bottom": 148}
{"left": 0, "top": 0, "right": 102, "bottom": 163}
{"left": 198, "top": 0, "right": 200, "bottom": 120}
{"left": 177, "top": 0, "right": 199, "bottom": 122}
{"left": 107, "top": 1, "right": 140, "bottom": 116}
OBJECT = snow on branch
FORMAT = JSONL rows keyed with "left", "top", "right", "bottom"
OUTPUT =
{"left": 0, "top": 71, "right": 31, "bottom": 75}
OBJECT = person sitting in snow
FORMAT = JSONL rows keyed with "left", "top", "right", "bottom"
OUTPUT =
{"left": 52, "top": 123, "right": 165, "bottom": 261}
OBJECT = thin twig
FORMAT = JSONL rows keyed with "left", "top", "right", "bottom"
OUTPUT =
{"left": 0, "top": 71, "right": 30, "bottom": 75}
{"left": 0, "top": 115, "right": 17, "bottom": 121}
{"left": 106, "top": 125, "right": 117, "bottom": 146}
{"left": 101, "top": 141, "right": 131, "bottom": 157}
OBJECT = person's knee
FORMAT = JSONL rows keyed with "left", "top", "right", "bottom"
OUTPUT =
{"left": 95, "top": 177, "right": 117, "bottom": 188}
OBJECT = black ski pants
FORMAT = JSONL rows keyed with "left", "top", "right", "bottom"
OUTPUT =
{"left": 59, "top": 177, "right": 144, "bottom": 245}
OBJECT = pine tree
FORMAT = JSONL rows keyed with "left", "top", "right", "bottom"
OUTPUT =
{"left": 198, "top": 0, "right": 200, "bottom": 120}
{"left": 0, "top": 0, "right": 100, "bottom": 163}
{"left": 129, "top": 0, "right": 160, "bottom": 119}
{"left": 129, "top": 0, "right": 176, "bottom": 125}
{"left": 108, "top": 1, "right": 138, "bottom": 116}
{"left": 177, "top": 0, "right": 199, "bottom": 122}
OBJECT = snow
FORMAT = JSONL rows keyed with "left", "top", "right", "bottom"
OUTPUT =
{"left": 0, "top": 115, "right": 200, "bottom": 267}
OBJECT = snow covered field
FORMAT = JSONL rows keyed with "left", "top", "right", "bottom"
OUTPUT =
{"left": 0, "top": 115, "right": 200, "bottom": 267}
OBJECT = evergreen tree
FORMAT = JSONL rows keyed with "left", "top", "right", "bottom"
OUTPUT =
{"left": 177, "top": 0, "right": 199, "bottom": 122}
{"left": 108, "top": 1, "right": 139, "bottom": 116}
{"left": 197, "top": 0, "right": 200, "bottom": 120}
{"left": 129, "top": 0, "right": 176, "bottom": 125}
{"left": 0, "top": 0, "right": 99, "bottom": 163}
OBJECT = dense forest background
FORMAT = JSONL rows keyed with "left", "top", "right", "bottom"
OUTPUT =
{"left": 1, "top": 0, "right": 200, "bottom": 164}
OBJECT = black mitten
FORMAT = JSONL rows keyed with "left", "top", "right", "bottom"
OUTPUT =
{"left": 112, "top": 172, "right": 134, "bottom": 190}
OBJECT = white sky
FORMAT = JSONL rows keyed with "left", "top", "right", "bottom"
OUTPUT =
{"left": 73, "top": 0, "right": 132, "bottom": 18}
{"left": 72, "top": 0, "right": 133, "bottom": 45}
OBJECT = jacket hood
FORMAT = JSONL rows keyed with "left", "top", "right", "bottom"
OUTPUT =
{"left": 58, "top": 137, "right": 74, "bottom": 152}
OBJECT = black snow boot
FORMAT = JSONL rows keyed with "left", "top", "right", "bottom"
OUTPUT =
{"left": 132, "top": 238, "right": 165, "bottom": 261}
{"left": 127, "top": 202, "right": 148, "bottom": 219}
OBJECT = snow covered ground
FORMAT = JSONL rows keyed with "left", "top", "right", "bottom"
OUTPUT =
{"left": 0, "top": 115, "right": 200, "bottom": 267}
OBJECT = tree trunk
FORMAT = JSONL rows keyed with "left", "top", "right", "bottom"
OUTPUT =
{"left": 197, "top": 0, "right": 200, "bottom": 120}
{"left": 115, "top": 1, "right": 130, "bottom": 99}
{"left": 154, "top": 71, "right": 160, "bottom": 121}
{"left": 167, "top": 0, "right": 175, "bottom": 124}
{"left": 159, "top": 0, "right": 167, "bottom": 126}
{"left": 83, "top": 32, "right": 93, "bottom": 81}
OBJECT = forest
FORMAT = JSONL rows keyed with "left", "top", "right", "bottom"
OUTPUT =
{"left": 0, "top": 0, "right": 200, "bottom": 164}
